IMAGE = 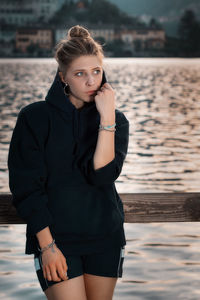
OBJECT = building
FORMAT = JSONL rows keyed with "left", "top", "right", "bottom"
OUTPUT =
{"left": 90, "top": 27, "right": 115, "bottom": 42}
{"left": 16, "top": 27, "right": 53, "bottom": 53}
{"left": 54, "top": 25, "right": 115, "bottom": 47}
{"left": 120, "top": 28, "right": 166, "bottom": 51}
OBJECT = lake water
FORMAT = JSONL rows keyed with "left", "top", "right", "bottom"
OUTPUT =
{"left": 0, "top": 58, "right": 200, "bottom": 299}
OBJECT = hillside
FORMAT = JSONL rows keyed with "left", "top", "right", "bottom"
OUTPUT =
{"left": 109, "top": 0, "right": 200, "bottom": 37}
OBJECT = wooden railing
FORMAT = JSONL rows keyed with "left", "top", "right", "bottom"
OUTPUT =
{"left": 1, "top": 192, "right": 200, "bottom": 224}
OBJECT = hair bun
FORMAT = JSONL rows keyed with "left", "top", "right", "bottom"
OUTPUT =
{"left": 67, "top": 25, "right": 90, "bottom": 40}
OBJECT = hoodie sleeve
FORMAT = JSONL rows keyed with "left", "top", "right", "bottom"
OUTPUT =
{"left": 7, "top": 108, "right": 53, "bottom": 236}
{"left": 78, "top": 111, "right": 129, "bottom": 186}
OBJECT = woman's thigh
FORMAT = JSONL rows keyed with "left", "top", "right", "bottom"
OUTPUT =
{"left": 84, "top": 273, "right": 118, "bottom": 300}
{"left": 44, "top": 274, "right": 87, "bottom": 300}
{"left": 82, "top": 245, "right": 125, "bottom": 300}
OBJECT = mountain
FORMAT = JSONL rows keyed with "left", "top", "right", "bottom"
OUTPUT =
{"left": 108, "top": 0, "right": 200, "bottom": 37}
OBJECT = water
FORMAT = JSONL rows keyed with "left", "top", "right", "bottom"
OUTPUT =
{"left": 0, "top": 58, "right": 200, "bottom": 299}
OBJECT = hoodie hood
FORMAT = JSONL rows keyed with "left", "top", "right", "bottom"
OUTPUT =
{"left": 45, "top": 66, "right": 107, "bottom": 116}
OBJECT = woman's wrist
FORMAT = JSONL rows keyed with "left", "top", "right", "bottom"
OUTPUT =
{"left": 100, "top": 116, "right": 115, "bottom": 125}
{"left": 36, "top": 226, "right": 54, "bottom": 249}
{"left": 39, "top": 239, "right": 56, "bottom": 253}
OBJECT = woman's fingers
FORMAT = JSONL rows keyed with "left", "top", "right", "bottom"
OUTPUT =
{"left": 57, "top": 262, "right": 68, "bottom": 281}
{"left": 102, "top": 82, "right": 113, "bottom": 90}
{"left": 44, "top": 263, "right": 68, "bottom": 282}
{"left": 45, "top": 265, "right": 52, "bottom": 281}
{"left": 42, "top": 249, "right": 69, "bottom": 282}
{"left": 50, "top": 265, "right": 61, "bottom": 282}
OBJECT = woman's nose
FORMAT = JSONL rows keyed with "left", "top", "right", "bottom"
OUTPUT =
{"left": 87, "top": 75, "right": 95, "bottom": 85}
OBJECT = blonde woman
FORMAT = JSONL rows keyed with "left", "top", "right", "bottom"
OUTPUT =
{"left": 8, "top": 25, "right": 129, "bottom": 299}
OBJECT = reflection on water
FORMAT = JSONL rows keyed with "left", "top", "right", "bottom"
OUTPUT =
{"left": 1, "top": 58, "right": 200, "bottom": 193}
{"left": 0, "top": 58, "right": 200, "bottom": 299}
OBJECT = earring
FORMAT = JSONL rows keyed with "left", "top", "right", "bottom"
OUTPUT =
{"left": 64, "top": 82, "right": 70, "bottom": 96}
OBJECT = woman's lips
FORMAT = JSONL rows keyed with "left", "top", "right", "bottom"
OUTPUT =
{"left": 86, "top": 90, "right": 96, "bottom": 95}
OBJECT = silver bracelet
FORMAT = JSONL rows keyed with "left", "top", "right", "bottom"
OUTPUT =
{"left": 38, "top": 239, "right": 56, "bottom": 253}
{"left": 98, "top": 128, "right": 116, "bottom": 132}
{"left": 99, "top": 123, "right": 116, "bottom": 129}
{"left": 99, "top": 123, "right": 116, "bottom": 132}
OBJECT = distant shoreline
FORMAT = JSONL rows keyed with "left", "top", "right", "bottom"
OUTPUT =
{"left": 1, "top": 57, "right": 200, "bottom": 64}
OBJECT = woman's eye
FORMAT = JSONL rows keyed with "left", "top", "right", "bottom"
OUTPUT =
{"left": 94, "top": 70, "right": 100, "bottom": 75}
{"left": 76, "top": 72, "right": 83, "bottom": 77}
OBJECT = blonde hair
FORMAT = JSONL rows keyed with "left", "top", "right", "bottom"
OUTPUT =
{"left": 54, "top": 25, "right": 105, "bottom": 77}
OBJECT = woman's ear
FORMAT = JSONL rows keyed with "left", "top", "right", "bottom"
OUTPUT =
{"left": 59, "top": 72, "right": 65, "bottom": 84}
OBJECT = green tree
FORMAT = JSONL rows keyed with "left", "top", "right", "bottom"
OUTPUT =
{"left": 87, "top": 0, "right": 139, "bottom": 26}
{"left": 94, "top": 36, "right": 105, "bottom": 46}
{"left": 49, "top": 1, "right": 76, "bottom": 25}
{"left": 134, "top": 39, "right": 142, "bottom": 52}
{"left": 149, "top": 17, "right": 162, "bottom": 29}
{"left": 26, "top": 43, "right": 39, "bottom": 55}
{"left": 178, "top": 9, "right": 200, "bottom": 57}
{"left": 49, "top": 0, "right": 144, "bottom": 28}
{"left": 164, "top": 35, "right": 180, "bottom": 57}
{"left": 104, "top": 38, "right": 125, "bottom": 57}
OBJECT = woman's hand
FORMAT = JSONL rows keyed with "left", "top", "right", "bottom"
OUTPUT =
{"left": 94, "top": 82, "right": 116, "bottom": 121}
{"left": 41, "top": 245, "right": 68, "bottom": 282}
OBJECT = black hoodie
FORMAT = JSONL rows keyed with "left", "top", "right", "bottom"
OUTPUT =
{"left": 7, "top": 67, "right": 129, "bottom": 255}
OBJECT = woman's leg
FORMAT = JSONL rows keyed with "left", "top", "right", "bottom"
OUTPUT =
{"left": 44, "top": 274, "right": 87, "bottom": 300}
{"left": 84, "top": 273, "right": 118, "bottom": 300}
{"left": 82, "top": 246, "right": 125, "bottom": 300}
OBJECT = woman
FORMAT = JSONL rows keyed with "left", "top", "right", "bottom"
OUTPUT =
{"left": 7, "top": 25, "right": 129, "bottom": 299}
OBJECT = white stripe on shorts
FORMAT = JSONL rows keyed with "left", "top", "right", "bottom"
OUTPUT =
{"left": 117, "top": 247, "right": 124, "bottom": 277}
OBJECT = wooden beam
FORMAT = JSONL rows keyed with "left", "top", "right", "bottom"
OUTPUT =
{"left": 123, "top": 192, "right": 200, "bottom": 223}
{"left": 0, "top": 192, "right": 200, "bottom": 224}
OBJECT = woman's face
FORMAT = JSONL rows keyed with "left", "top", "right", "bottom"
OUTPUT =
{"left": 59, "top": 55, "right": 103, "bottom": 106}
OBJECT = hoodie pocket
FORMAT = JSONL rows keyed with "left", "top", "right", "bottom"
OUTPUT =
{"left": 47, "top": 184, "right": 123, "bottom": 241}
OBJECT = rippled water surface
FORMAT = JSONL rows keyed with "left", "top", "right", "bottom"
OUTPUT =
{"left": 1, "top": 58, "right": 200, "bottom": 299}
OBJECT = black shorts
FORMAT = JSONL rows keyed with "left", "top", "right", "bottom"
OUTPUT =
{"left": 34, "top": 245, "right": 125, "bottom": 292}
